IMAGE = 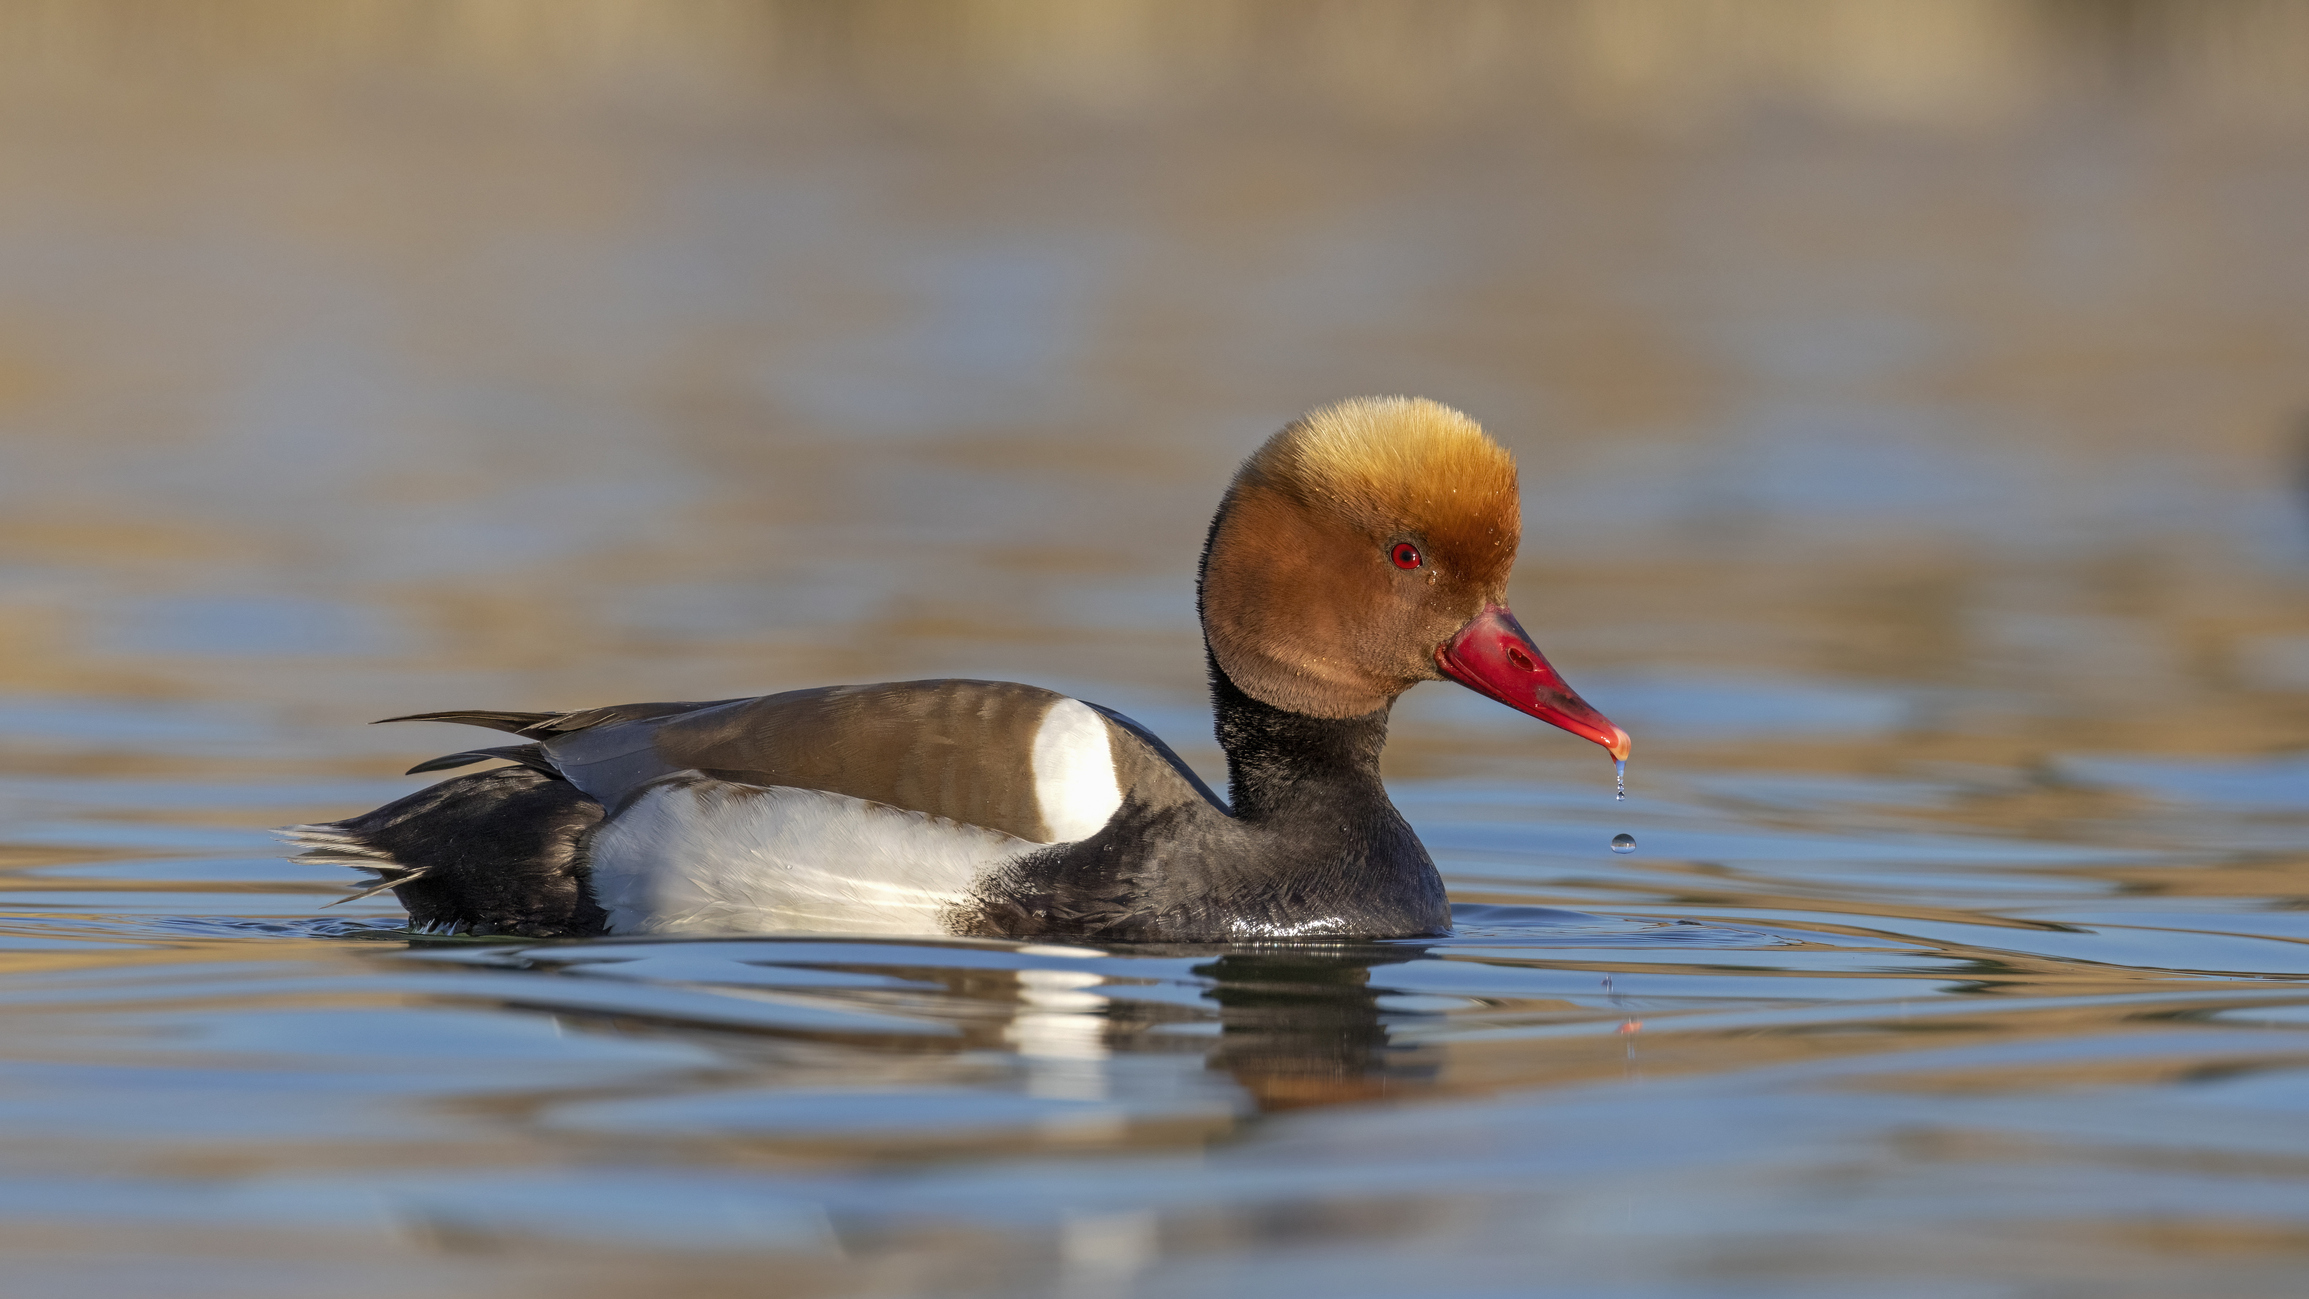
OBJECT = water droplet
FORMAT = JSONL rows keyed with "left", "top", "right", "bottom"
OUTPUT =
{"left": 1610, "top": 833, "right": 1637, "bottom": 855}
{"left": 1613, "top": 758, "right": 1627, "bottom": 802}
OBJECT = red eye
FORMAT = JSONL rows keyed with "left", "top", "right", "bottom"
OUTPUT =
{"left": 1390, "top": 542, "right": 1423, "bottom": 570}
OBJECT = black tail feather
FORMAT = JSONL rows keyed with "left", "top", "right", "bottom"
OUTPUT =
{"left": 322, "top": 864, "right": 432, "bottom": 908}
{"left": 279, "top": 766, "right": 606, "bottom": 938}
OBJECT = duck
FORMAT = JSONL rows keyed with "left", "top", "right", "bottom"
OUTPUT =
{"left": 281, "top": 397, "right": 1630, "bottom": 942}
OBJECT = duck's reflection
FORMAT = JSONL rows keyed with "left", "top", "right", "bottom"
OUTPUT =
{"left": 1006, "top": 966, "right": 1115, "bottom": 1101}
{"left": 1176, "top": 946, "right": 1438, "bottom": 1111}
{"left": 999, "top": 945, "right": 1440, "bottom": 1111}
{"left": 515, "top": 937, "right": 1443, "bottom": 1119}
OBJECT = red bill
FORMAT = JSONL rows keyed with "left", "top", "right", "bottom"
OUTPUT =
{"left": 1435, "top": 603, "right": 1631, "bottom": 762}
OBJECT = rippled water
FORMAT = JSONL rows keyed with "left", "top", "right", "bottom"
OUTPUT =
{"left": 5, "top": 5, "right": 2309, "bottom": 1295}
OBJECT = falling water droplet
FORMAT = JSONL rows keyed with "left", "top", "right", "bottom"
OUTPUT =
{"left": 1614, "top": 758, "right": 1627, "bottom": 801}
{"left": 1610, "top": 833, "right": 1637, "bottom": 855}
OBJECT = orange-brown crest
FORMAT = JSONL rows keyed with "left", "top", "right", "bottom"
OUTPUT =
{"left": 1200, "top": 397, "right": 1522, "bottom": 718}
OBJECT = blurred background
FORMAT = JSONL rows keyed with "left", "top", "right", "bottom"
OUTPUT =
{"left": 3, "top": 0, "right": 2305, "bottom": 781}
{"left": 4, "top": 4, "right": 2309, "bottom": 1296}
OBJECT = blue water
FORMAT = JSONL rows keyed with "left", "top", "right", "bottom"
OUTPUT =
{"left": 4, "top": 730, "right": 2308, "bottom": 1295}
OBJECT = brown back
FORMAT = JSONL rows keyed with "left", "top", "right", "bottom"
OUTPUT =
{"left": 541, "top": 680, "right": 1070, "bottom": 841}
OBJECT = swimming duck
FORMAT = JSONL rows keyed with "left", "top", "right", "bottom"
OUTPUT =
{"left": 283, "top": 397, "right": 1629, "bottom": 941}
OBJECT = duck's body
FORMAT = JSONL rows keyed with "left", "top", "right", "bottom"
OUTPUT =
{"left": 285, "top": 398, "right": 1627, "bottom": 941}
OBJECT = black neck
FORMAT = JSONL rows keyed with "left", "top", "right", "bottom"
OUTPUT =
{"left": 1207, "top": 653, "right": 1392, "bottom": 822}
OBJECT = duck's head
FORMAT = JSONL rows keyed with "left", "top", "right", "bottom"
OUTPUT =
{"left": 1199, "top": 396, "right": 1630, "bottom": 762}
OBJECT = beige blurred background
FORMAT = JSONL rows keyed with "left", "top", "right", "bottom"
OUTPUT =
{"left": 1, "top": 0, "right": 2306, "bottom": 788}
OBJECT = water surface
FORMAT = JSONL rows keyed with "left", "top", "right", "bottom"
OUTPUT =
{"left": 3, "top": 5, "right": 2309, "bottom": 1295}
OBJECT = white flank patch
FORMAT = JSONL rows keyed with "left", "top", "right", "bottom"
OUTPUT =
{"left": 588, "top": 775, "right": 1033, "bottom": 937}
{"left": 1030, "top": 698, "right": 1123, "bottom": 843}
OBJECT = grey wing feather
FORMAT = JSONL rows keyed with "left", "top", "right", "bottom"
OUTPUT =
{"left": 374, "top": 700, "right": 744, "bottom": 739}
{"left": 374, "top": 709, "right": 563, "bottom": 736}
{"left": 403, "top": 743, "right": 560, "bottom": 777}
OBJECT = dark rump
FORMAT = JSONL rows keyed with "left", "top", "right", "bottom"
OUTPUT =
{"left": 298, "top": 766, "right": 608, "bottom": 938}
